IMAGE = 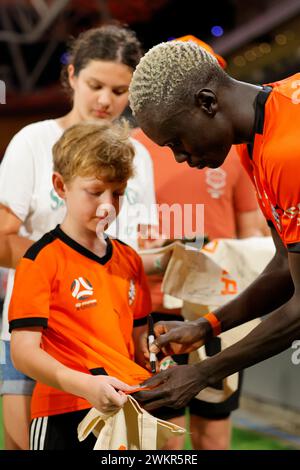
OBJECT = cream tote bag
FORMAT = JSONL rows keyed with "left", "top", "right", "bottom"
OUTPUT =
{"left": 161, "top": 238, "right": 275, "bottom": 402}
{"left": 78, "top": 395, "right": 186, "bottom": 450}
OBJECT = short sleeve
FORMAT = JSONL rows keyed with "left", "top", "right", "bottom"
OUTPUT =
{"left": 9, "top": 258, "right": 51, "bottom": 331}
{"left": 269, "top": 159, "right": 300, "bottom": 252}
{"left": 0, "top": 128, "right": 34, "bottom": 222}
{"left": 133, "top": 257, "right": 152, "bottom": 327}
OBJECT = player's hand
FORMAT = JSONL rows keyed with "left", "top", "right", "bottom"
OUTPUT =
{"left": 133, "top": 363, "right": 208, "bottom": 410}
{"left": 150, "top": 318, "right": 212, "bottom": 355}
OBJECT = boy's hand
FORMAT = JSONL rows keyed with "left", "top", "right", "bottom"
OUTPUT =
{"left": 84, "top": 375, "right": 134, "bottom": 413}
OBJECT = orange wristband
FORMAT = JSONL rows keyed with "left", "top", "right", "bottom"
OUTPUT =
{"left": 203, "top": 312, "right": 221, "bottom": 337}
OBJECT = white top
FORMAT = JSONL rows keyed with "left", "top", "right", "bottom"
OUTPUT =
{"left": 0, "top": 119, "right": 157, "bottom": 340}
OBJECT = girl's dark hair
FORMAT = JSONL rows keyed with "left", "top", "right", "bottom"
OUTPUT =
{"left": 61, "top": 24, "right": 143, "bottom": 97}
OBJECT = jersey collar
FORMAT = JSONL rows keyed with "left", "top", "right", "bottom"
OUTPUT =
{"left": 53, "top": 225, "right": 113, "bottom": 265}
{"left": 247, "top": 85, "right": 273, "bottom": 159}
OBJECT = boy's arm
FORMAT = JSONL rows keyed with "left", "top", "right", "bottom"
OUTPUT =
{"left": 11, "top": 328, "right": 132, "bottom": 412}
{"left": 132, "top": 254, "right": 153, "bottom": 370}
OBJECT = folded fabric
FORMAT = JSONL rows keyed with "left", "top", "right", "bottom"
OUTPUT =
{"left": 161, "top": 237, "right": 275, "bottom": 402}
{"left": 162, "top": 237, "right": 275, "bottom": 306}
{"left": 77, "top": 395, "right": 186, "bottom": 450}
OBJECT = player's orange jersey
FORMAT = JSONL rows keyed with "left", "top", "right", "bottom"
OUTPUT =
{"left": 236, "top": 73, "right": 300, "bottom": 251}
{"left": 9, "top": 225, "right": 151, "bottom": 418}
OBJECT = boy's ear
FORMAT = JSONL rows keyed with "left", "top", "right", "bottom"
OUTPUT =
{"left": 194, "top": 89, "right": 218, "bottom": 117}
{"left": 52, "top": 172, "right": 67, "bottom": 199}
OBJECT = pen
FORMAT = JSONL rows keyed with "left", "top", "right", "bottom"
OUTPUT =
{"left": 147, "top": 314, "right": 157, "bottom": 374}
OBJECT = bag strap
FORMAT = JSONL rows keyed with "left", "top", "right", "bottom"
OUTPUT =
{"left": 128, "top": 396, "right": 157, "bottom": 450}
{"left": 139, "top": 409, "right": 158, "bottom": 450}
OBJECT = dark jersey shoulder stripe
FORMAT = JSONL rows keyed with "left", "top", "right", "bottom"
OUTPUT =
{"left": 247, "top": 85, "right": 273, "bottom": 160}
{"left": 24, "top": 231, "right": 58, "bottom": 261}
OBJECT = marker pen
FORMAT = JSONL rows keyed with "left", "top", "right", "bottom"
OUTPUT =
{"left": 147, "top": 314, "right": 157, "bottom": 374}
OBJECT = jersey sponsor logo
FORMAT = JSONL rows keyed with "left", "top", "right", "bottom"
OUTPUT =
{"left": 128, "top": 279, "right": 136, "bottom": 305}
{"left": 75, "top": 299, "right": 97, "bottom": 310}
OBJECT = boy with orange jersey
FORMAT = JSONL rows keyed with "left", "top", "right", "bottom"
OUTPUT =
{"left": 8, "top": 120, "right": 152, "bottom": 449}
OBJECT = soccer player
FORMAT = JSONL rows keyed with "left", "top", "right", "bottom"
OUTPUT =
{"left": 128, "top": 39, "right": 300, "bottom": 410}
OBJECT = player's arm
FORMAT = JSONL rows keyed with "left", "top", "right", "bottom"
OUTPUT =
{"left": 135, "top": 235, "right": 300, "bottom": 409}
{"left": 216, "top": 225, "right": 293, "bottom": 331}
{"left": 151, "top": 226, "right": 294, "bottom": 354}
{"left": 11, "top": 328, "right": 131, "bottom": 412}
{"left": 202, "top": 247, "right": 300, "bottom": 384}
{"left": 0, "top": 206, "right": 33, "bottom": 268}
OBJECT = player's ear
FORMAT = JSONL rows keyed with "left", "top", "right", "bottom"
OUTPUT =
{"left": 52, "top": 172, "right": 67, "bottom": 199}
{"left": 195, "top": 88, "right": 218, "bottom": 117}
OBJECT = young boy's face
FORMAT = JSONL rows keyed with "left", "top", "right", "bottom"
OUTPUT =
{"left": 64, "top": 175, "right": 127, "bottom": 235}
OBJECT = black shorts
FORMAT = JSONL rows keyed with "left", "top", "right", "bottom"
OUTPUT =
{"left": 150, "top": 312, "right": 243, "bottom": 421}
{"left": 30, "top": 408, "right": 96, "bottom": 450}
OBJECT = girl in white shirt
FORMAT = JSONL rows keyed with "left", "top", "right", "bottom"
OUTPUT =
{"left": 0, "top": 24, "right": 159, "bottom": 450}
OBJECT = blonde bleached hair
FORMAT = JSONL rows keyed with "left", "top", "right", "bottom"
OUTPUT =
{"left": 129, "top": 40, "right": 227, "bottom": 117}
{"left": 53, "top": 120, "right": 135, "bottom": 184}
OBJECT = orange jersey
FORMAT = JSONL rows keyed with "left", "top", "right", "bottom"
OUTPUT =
{"left": 236, "top": 73, "right": 300, "bottom": 251}
{"left": 9, "top": 226, "right": 151, "bottom": 418}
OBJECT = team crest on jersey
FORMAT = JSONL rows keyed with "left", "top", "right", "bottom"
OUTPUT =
{"left": 128, "top": 279, "right": 136, "bottom": 305}
{"left": 71, "top": 277, "right": 97, "bottom": 310}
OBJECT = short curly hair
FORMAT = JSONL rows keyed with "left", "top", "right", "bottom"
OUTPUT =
{"left": 129, "top": 40, "right": 228, "bottom": 118}
{"left": 53, "top": 120, "right": 135, "bottom": 184}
